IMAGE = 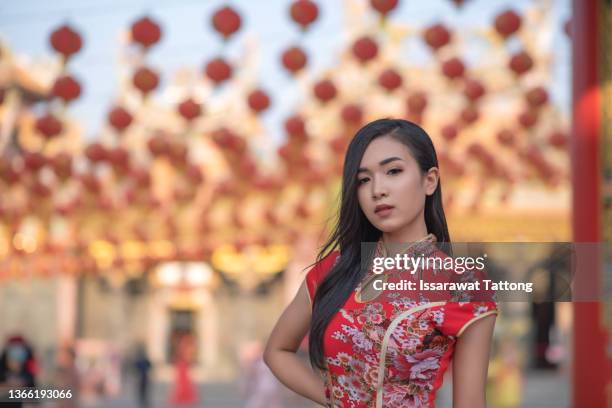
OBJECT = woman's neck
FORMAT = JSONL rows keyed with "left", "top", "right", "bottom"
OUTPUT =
{"left": 381, "top": 219, "right": 429, "bottom": 256}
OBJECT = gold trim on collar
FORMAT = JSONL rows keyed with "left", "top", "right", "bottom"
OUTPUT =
{"left": 379, "top": 233, "right": 437, "bottom": 258}
{"left": 354, "top": 233, "right": 437, "bottom": 304}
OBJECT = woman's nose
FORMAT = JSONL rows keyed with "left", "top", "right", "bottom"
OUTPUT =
{"left": 372, "top": 177, "right": 388, "bottom": 199}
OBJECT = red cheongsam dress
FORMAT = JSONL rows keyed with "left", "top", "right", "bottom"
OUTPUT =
{"left": 306, "top": 248, "right": 498, "bottom": 408}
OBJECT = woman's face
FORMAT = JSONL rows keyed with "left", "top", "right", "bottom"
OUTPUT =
{"left": 356, "top": 136, "right": 438, "bottom": 236}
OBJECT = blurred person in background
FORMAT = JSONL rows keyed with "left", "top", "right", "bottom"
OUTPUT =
{"left": 169, "top": 334, "right": 198, "bottom": 407}
{"left": 238, "top": 340, "right": 283, "bottom": 408}
{"left": 526, "top": 243, "right": 573, "bottom": 370}
{"left": 0, "top": 335, "right": 38, "bottom": 408}
{"left": 132, "top": 343, "right": 152, "bottom": 408}
{"left": 487, "top": 338, "right": 522, "bottom": 408}
{"left": 53, "top": 343, "right": 79, "bottom": 408}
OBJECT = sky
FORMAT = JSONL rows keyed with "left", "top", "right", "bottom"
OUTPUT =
{"left": 0, "top": 0, "right": 571, "bottom": 144}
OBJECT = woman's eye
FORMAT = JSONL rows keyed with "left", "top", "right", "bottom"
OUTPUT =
{"left": 358, "top": 177, "right": 370, "bottom": 185}
{"left": 387, "top": 168, "right": 402, "bottom": 175}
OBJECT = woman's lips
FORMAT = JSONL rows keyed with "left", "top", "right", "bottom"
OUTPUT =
{"left": 375, "top": 206, "right": 394, "bottom": 217}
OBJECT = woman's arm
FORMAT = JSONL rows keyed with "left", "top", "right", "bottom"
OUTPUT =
{"left": 263, "top": 280, "right": 327, "bottom": 406}
{"left": 452, "top": 314, "right": 497, "bottom": 408}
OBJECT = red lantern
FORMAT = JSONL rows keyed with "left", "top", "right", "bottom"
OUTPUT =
{"left": 108, "top": 106, "right": 133, "bottom": 132}
{"left": 247, "top": 89, "right": 271, "bottom": 113}
{"left": 548, "top": 131, "right": 568, "bottom": 149}
{"left": 519, "top": 145, "right": 557, "bottom": 182}
{"left": 295, "top": 202, "right": 310, "bottom": 219}
{"left": 463, "top": 78, "right": 485, "bottom": 101}
{"left": 131, "top": 16, "right": 162, "bottom": 48}
{"left": 525, "top": 86, "right": 549, "bottom": 108}
{"left": 285, "top": 115, "right": 306, "bottom": 138}
{"left": 289, "top": 0, "right": 319, "bottom": 30}
{"left": 212, "top": 128, "right": 231, "bottom": 149}
{"left": 212, "top": 128, "right": 239, "bottom": 150}
{"left": 147, "top": 134, "right": 169, "bottom": 157}
{"left": 509, "top": 51, "right": 533, "bottom": 76}
{"left": 441, "top": 124, "right": 458, "bottom": 142}
{"left": 0, "top": 159, "right": 20, "bottom": 185}
{"left": 55, "top": 200, "right": 77, "bottom": 217}
{"left": 253, "top": 175, "right": 281, "bottom": 191}
{"left": 466, "top": 142, "right": 486, "bottom": 158}
{"left": 212, "top": 128, "right": 246, "bottom": 152}
{"left": 370, "top": 0, "right": 399, "bottom": 17}
{"left": 107, "top": 147, "right": 130, "bottom": 171}
{"left": 265, "top": 208, "right": 280, "bottom": 226}
{"left": 378, "top": 68, "right": 402, "bottom": 92}
{"left": 35, "top": 113, "right": 63, "bottom": 139}
{"left": 168, "top": 143, "right": 188, "bottom": 167}
{"left": 51, "top": 152, "right": 73, "bottom": 180}
{"left": 80, "top": 173, "right": 100, "bottom": 193}
{"left": 277, "top": 144, "right": 291, "bottom": 161}
{"left": 442, "top": 57, "right": 465, "bottom": 80}
{"left": 254, "top": 236, "right": 273, "bottom": 248}
{"left": 31, "top": 179, "right": 51, "bottom": 198}
{"left": 49, "top": 24, "right": 82, "bottom": 60}
{"left": 460, "top": 105, "right": 479, "bottom": 125}
{"left": 313, "top": 79, "right": 337, "bottom": 103}
{"left": 174, "top": 185, "right": 196, "bottom": 204}
{"left": 51, "top": 75, "right": 81, "bottom": 103}
{"left": 232, "top": 133, "right": 247, "bottom": 153}
{"left": 215, "top": 178, "right": 237, "bottom": 196}
{"left": 496, "top": 129, "right": 515, "bottom": 146}
{"left": 424, "top": 24, "right": 451, "bottom": 51}
{"left": 130, "top": 167, "right": 151, "bottom": 189}
{"left": 212, "top": 6, "right": 242, "bottom": 39}
{"left": 494, "top": 10, "right": 521, "bottom": 39}
{"left": 23, "top": 152, "right": 46, "bottom": 172}
{"left": 85, "top": 143, "right": 108, "bottom": 163}
{"left": 121, "top": 188, "right": 138, "bottom": 207}
{"left": 185, "top": 164, "right": 204, "bottom": 185}
{"left": 329, "top": 135, "right": 348, "bottom": 154}
{"left": 518, "top": 110, "right": 538, "bottom": 129}
{"left": 239, "top": 157, "right": 258, "bottom": 177}
{"left": 341, "top": 104, "right": 363, "bottom": 125}
{"left": 205, "top": 57, "right": 232, "bottom": 84}
{"left": 233, "top": 238, "right": 249, "bottom": 252}
{"left": 178, "top": 98, "right": 202, "bottom": 121}
{"left": 132, "top": 67, "right": 159, "bottom": 95}
{"left": 407, "top": 92, "right": 428, "bottom": 114}
{"left": 352, "top": 36, "right": 378, "bottom": 64}
{"left": 281, "top": 46, "right": 308, "bottom": 74}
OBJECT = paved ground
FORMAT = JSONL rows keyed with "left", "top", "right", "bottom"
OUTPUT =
{"left": 82, "top": 369, "right": 569, "bottom": 408}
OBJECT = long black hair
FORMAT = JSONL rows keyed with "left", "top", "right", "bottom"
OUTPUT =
{"left": 308, "top": 118, "right": 451, "bottom": 370}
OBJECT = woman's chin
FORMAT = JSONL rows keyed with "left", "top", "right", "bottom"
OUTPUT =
{"left": 372, "top": 219, "right": 402, "bottom": 233}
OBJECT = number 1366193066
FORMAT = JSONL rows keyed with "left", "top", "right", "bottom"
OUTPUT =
{"left": 2, "top": 387, "right": 73, "bottom": 402}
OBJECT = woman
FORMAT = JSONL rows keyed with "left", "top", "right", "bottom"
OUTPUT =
{"left": 264, "top": 118, "right": 498, "bottom": 407}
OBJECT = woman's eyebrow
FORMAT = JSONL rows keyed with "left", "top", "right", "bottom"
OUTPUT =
{"left": 357, "top": 157, "right": 403, "bottom": 173}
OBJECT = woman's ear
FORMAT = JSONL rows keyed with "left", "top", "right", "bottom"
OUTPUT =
{"left": 424, "top": 167, "right": 439, "bottom": 196}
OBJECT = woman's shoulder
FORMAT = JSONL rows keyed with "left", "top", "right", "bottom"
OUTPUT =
{"left": 305, "top": 250, "right": 340, "bottom": 304}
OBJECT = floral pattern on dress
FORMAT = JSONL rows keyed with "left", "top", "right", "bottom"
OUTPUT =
{"left": 306, "top": 251, "right": 498, "bottom": 408}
